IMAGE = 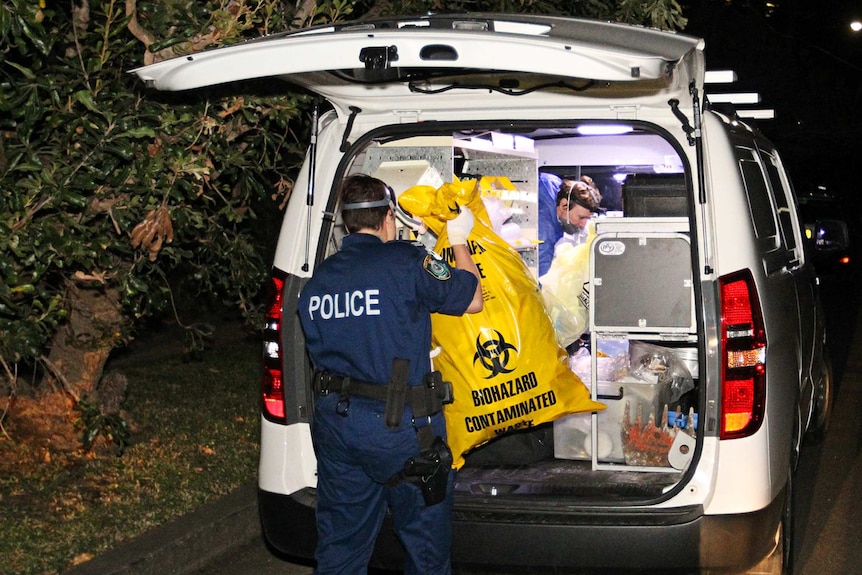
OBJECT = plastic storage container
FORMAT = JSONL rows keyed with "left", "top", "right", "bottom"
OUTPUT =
{"left": 553, "top": 379, "right": 660, "bottom": 463}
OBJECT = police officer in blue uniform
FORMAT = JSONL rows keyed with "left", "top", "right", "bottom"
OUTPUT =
{"left": 298, "top": 174, "right": 483, "bottom": 575}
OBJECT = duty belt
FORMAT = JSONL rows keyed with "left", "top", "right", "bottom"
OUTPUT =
{"left": 314, "top": 372, "right": 391, "bottom": 400}
{"left": 314, "top": 372, "right": 450, "bottom": 419}
{"left": 313, "top": 360, "right": 452, "bottom": 429}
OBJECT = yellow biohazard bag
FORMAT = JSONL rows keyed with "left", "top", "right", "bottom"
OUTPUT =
{"left": 400, "top": 180, "right": 605, "bottom": 469}
{"left": 538, "top": 226, "right": 596, "bottom": 349}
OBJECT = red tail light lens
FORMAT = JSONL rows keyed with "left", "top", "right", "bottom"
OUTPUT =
{"left": 262, "top": 271, "right": 287, "bottom": 423}
{"left": 719, "top": 270, "right": 766, "bottom": 439}
{"left": 263, "top": 367, "right": 285, "bottom": 421}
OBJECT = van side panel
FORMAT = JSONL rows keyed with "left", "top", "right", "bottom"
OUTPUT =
{"left": 702, "top": 114, "right": 802, "bottom": 508}
{"left": 705, "top": 432, "right": 773, "bottom": 513}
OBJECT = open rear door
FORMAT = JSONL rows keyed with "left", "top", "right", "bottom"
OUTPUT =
{"left": 132, "top": 14, "right": 704, "bottom": 118}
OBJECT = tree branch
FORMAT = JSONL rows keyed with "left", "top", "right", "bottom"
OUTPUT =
{"left": 126, "top": 0, "right": 177, "bottom": 65}
{"left": 125, "top": 0, "right": 154, "bottom": 48}
{"left": 294, "top": 0, "right": 317, "bottom": 28}
{"left": 11, "top": 196, "right": 53, "bottom": 232}
{"left": 39, "top": 355, "right": 81, "bottom": 404}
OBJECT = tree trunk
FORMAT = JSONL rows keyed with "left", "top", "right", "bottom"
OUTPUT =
{"left": 44, "top": 281, "right": 127, "bottom": 403}
{"left": 3, "top": 282, "right": 128, "bottom": 455}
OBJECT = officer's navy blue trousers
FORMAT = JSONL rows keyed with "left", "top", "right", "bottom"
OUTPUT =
{"left": 312, "top": 392, "right": 453, "bottom": 575}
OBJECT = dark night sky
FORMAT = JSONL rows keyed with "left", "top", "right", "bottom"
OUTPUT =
{"left": 683, "top": 0, "right": 862, "bottom": 201}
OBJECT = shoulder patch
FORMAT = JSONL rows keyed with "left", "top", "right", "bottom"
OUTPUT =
{"left": 423, "top": 254, "right": 452, "bottom": 280}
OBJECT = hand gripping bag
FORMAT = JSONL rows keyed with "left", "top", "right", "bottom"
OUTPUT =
{"left": 400, "top": 180, "right": 605, "bottom": 469}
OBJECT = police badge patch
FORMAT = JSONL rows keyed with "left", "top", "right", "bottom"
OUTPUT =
{"left": 423, "top": 255, "right": 451, "bottom": 280}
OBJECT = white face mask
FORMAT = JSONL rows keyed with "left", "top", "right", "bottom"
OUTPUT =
{"left": 561, "top": 219, "right": 579, "bottom": 235}
{"left": 560, "top": 200, "right": 587, "bottom": 234}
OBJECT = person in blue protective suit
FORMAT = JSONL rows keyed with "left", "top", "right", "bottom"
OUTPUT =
{"left": 297, "top": 174, "right": 483, "bottom": 575}
{"left": 539, "top": 175, "right": 604, "bottom": 278}
{"left": 537, "top": 172, "right": 563, "bottom": 278}
{"left": 553, "top": 176, "right": 603, "bottom": 255}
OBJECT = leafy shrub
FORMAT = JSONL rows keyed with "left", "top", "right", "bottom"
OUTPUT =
{"left": 0, "top": 0, "right": 686, "bottom": 426}
{"left": 0, "top": 0, "right": 311, "bottom": 398}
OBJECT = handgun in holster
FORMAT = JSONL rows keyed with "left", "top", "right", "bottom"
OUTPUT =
{"left": 383, "top": 360, "right": 454, "bottom": 505}
{"left": 403, "top": 435, "right": 453, "bottom": 506}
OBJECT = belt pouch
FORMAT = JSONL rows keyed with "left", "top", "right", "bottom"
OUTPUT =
{"left": 385, "top": 358, "right": 410, "bottom": 429}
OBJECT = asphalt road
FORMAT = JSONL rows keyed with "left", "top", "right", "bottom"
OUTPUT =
{"left": 792, "top": 273, "right": 862, "bottom": 575}
{"left": 195, "top": 273, "right": 862, "bottom": 575}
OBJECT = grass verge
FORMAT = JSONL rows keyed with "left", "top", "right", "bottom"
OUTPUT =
{"left": 0, "top": 317, "right": 261, "bottom": 575}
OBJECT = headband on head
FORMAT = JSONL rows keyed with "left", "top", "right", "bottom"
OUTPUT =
{"left": 568, "top": 196, "right": 603, "bottom": 214}
{"left": 566, "top": 185, "right": 603, "bottom": 214}
{"left": 341, "top": 185, "right": 396, "bottom": 211}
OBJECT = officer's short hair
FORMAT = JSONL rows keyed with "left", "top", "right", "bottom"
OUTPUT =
{"left": 339, "top": 174, "right": 392, "bottom": 232}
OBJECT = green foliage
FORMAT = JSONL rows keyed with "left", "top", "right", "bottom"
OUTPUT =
{"left": 615, "top": 0, "right": 687, "bottom": 30}
{"left": 0, "top": 0, "right": 686, "bottom": 378}
{"left": 0, "top": 0, "right": 309, "bottom": 369}
{"left": 74, "top": 396, "right": 131, "bottom": 455}
{"left": 357, "top": 0, "right": 686, "bottom": 29}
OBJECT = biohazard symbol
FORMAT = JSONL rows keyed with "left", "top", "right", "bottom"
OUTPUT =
{"left": 473, "top": 330, "right": 518, "bottom": 379}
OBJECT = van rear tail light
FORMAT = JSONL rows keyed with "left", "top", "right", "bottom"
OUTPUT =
{"left": 262, "top": 270, "right": 287, "bottom": 424}
{"left": 719, "top": 270, "right": 766, "bottom": 439}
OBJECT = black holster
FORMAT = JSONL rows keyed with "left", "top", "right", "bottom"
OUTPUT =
{"left": 381, "top": 361, "right": 452, "bottom": 431}
{"left": 403, "top": 436, "right": 453, "bottom": 506}
{"left": 398, "top": 366, "right": 454, "bottom": 506}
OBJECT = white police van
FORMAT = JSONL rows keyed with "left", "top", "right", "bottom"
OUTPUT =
{"left": 134, "top": 14, "right": 833, "bottom": 574}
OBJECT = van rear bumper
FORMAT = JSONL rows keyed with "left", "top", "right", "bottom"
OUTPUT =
{"left": 258, "top": 487, "right": 783, "bottom": 571}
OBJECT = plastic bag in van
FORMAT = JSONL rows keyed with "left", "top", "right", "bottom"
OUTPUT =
{"left": 538, "top": 225, "right": 595, "bottom": 348}
{"left": 400, "top": 180, "right": 605, "bottom": 468}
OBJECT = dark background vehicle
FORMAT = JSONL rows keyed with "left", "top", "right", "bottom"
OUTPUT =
{"left": 797, "top": 186, "right": 856, "bottom": 277}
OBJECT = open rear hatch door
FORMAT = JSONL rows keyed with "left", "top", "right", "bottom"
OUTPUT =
{"left": 132, "top": 14, "right": 704, "bottom": 117}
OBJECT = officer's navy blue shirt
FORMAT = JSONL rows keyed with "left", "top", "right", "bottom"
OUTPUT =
{"left": 298, "top": 233, "right": 478, "bottom": 387}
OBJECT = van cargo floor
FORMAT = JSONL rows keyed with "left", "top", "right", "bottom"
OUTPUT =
{"left": 454, "top": 459, "right": 681, "bottom": 500}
